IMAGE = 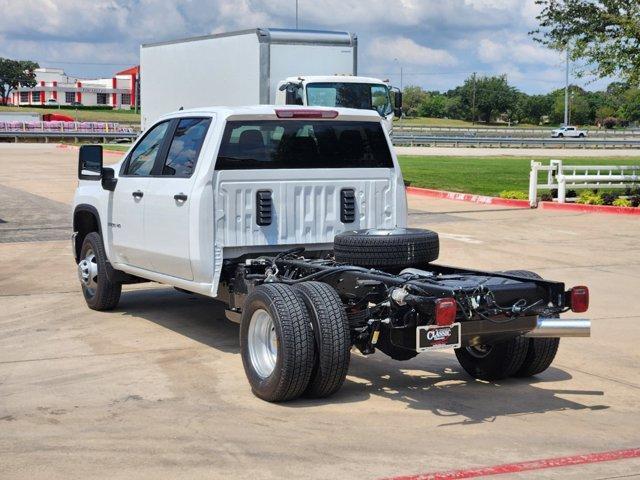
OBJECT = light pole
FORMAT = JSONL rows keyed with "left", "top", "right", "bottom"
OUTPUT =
{"left": 471, "top": 72, "right": 477, "bottom": 125}
{"left": 295, "top": 0, "right": 299, "bottom": 29}
{"left": 564, "top": 48, "right": 569, "bottom": 126}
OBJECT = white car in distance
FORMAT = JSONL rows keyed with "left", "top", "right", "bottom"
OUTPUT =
{"left": 551, "top": 126, "right": 587, "bottom": 138}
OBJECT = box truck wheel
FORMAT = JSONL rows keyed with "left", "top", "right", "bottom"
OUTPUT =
{"left": 240, "top": 284, "right": 315, "bottom": 402}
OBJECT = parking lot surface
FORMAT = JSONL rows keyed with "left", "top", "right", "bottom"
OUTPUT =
{"left": 1, "top": 144, "right": 639, "bottom": 480}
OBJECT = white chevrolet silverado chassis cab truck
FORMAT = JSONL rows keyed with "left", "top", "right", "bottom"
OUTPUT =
{"left": 73, "top": 105, "right": 590, "bottom": 402}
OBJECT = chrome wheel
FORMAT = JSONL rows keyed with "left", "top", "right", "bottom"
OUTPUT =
{"left": 466, "top": 344, "right": 492, "bottom": 358}
{"left": 247, "top": 309, "right": 278, "bottom": 378}
{"left": 78, "top": 248, "right": 98, "bottom": 297}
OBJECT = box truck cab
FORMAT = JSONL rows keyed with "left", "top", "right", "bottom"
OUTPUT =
{"left": 276, "top": 75, "right": 401, "bottom": 133}
{"left": 140, "top": 28, "right": 402, "bottom": 131}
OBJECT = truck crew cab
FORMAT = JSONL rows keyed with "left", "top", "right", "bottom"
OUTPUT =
{"left": 73, "top": 105, "right": 591, "bottom": 402}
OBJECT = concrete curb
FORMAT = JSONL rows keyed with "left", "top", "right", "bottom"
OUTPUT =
{"left": 540, "top": 201, "right": 640, "bottom": 216}
{"left": 406, "top": 186, "right": 531, "bottom": 208}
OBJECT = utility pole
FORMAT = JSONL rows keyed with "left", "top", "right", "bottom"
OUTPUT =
{"left": 295, "top": 0, "right": 299, "bottom": 29}
{"left": 471, "top": 72, "right": 476, "bottom": 125}
{"left": 564, "top": 48, "right": 569, "bottom": 126}
{"left": 400, "top": 66, "right": 403, "bottom": 92}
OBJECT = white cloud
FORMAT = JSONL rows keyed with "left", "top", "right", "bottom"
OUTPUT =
{"left": 477, "top": 35, "right": 561, "bottom": 66}
{"left": 370, "top": 36, "right": 458, "bottom": 67}
{"left": 0, "top": 0, "right": 605, "bottom": 94}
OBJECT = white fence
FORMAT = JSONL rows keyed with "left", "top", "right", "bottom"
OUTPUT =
{"left": 528, "top": 160, "right": 640, "bottom": 207}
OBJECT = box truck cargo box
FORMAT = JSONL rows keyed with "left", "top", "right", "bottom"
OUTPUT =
{"left": 140, "top": 28, "right": 401, "bottom": 131}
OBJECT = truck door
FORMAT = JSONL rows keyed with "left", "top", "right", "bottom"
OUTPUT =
{"left": 110, "top": 120, "right": 171, "bottom": 270}
{"left": 143, "top": 117, "right": 212, "bottom": 280}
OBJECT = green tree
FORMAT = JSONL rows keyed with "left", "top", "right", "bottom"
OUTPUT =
{"left": 401, "top": 85, "right": 427, "bottom": 117}
{"left": 418, "top": 93, "right": 447, "bottom": 117}
{"left": 448, "top": 75, "right": 519, "bottom": 123}
{"left": 551, "top": 87, "right": 591, "bottom": 125}
{"left": 618, "top": 88, "right": 640, "bottom": 122}
{"left": 0, "top": 57, "right": 39, "bottom": 105}
{"left": 532, "top": 0, "right": 640, "bottom": 84}
{"left": 519, "top": 94, "right": 554, "bottom": 124}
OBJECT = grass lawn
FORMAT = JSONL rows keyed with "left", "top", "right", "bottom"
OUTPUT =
{"left": 0, "top": 106, "right": 140, "bottom": 124}
{"left": 399, "top": 156, "right": 640, "bottom": 196}
{"left": 101, "top": 144, "right": 131, "bottom": 152}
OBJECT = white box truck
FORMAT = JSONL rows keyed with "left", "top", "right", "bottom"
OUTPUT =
{"left": 140, "top": 28, "right": 402, "bottom": 131}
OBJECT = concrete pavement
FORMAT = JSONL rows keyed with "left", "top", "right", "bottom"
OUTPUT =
{"left": 0, "top": 144, "right": 638, "bottom": 480}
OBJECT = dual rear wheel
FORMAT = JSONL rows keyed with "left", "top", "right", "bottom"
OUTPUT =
{"left": 240, "top": 282, "right": 351, "bottom": 402}
{"left": 454, "top": 270, "right": 560, "bottom": 381}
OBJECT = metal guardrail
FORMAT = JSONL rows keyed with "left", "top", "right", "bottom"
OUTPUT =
{"left": 529, "top": 159, "right": 640, "bottom": 206}
{"left": 393, "top": 134, "right": 640, "bottom": 149}
{"left": 0, "top": 131, "right": 138, "bottom": 143}
{"left": 395, "top": 125, "right": 640, "bottom": 139}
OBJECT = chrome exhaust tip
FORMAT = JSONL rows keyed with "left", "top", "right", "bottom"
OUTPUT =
{"left": 524, "top": 317, "right": 591, "bottom": 338}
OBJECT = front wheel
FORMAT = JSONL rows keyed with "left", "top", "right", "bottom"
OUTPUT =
{"left": 240, "top": 284, "right": 315, "bottom": 402}
{"left": 78, "top": 232, "right": 121, "bottom": 311}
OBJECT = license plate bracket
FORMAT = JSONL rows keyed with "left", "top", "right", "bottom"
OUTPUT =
{"left": 416, "top": 323, "right": 462, "bottom": 352}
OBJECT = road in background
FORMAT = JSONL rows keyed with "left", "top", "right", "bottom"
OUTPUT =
{"left": 397, "top": 146, "right": 640, "bottom": 157}
{"left": 0, "top": 144, "right": 639, "bottom": 479}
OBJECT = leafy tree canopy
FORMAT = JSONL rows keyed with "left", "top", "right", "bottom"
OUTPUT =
{"left": 0, "top": 57, "right": 39, "bottom": 105}
{"left": 532, "top": 0, "right": 640, "bottom": 84}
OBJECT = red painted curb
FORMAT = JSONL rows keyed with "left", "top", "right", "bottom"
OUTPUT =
{"left": 384, "top": 447, "right": 640, "bottom": 480}
{"left": 541, "top": 201, "right": 640, "bottom": 216}
{"left": 406, "top": 186, "right": 531, "bottom": 208}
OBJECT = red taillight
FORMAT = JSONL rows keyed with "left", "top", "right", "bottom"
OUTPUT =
{"left": 435, "top": 298, "right": 457, "bottom": 326}
{"left": 275, "top": 109, "right": 339, "bottom": 119}
{"left": 570, "top": 286, "right": 589, "bottom": 313}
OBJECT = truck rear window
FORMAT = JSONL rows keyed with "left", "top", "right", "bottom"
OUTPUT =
{"left": 216, "top": 120, "right": 393, "bottom": 170}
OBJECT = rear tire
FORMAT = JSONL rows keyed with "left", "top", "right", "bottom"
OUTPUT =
{"left": 455, "top": 337, "right": 529, "bottom": 380}
{"left": 504, "top": 270, "right": 561, "bottom": 377}
{"left": 293, "top": 282, "right": 351, "bottom": 398}
{"left": 240, "top": 284, "right": 315, "bottom": 402}
{"left": 78, "top": 232, "right": 121, "bottom": 311}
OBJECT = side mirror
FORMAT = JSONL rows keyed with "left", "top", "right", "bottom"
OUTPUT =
{"left": 393, "top": 90, "right": 403, "bottom": 118}
{"left": 285, "top": 83, "right": 303, "bottom": 105}
{"left": 78, "top": 145, "right": 103, "bottom": 180}
{"left": 101, "top": 167, "right": 117, "bottom": 191}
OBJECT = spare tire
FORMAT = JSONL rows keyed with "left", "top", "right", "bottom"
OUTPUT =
{"left": 333, "top": 228, "right": 439, "bottom": 269}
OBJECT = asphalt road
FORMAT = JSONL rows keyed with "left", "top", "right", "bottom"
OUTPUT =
{"left": 1, "top": 144, "right": 639, "bottom": 480}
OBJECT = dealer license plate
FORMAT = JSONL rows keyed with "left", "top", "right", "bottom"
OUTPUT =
{"left": 416, "top": 323, "right": 462, "bottom": 352}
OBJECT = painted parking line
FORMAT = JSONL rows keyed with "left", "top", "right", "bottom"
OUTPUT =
{"left": 384, "top": 447, "right": 640, "bottom": 480}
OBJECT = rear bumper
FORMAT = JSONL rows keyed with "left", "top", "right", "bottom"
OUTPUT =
{"left": 524, "top": 317, "right": 591, "bottom": 338}
{"left": 389, "top": 315, "right": 591, "bottom": 351}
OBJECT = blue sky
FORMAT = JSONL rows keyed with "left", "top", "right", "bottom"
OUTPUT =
{"left": 0, "top": 0, "right": 612, "bottom": 94}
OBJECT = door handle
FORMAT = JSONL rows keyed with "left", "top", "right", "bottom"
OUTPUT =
{"left": 132, "top": 190, "right": 144, "bottom": 198}
{"left": 174, "top": 193, "right": 188, "bottom": 202}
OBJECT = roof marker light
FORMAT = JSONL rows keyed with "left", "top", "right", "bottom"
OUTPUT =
{"left": 275, "top": 109, "right": 339, "bottom": 119}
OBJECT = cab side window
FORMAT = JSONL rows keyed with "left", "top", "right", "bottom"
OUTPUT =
{"left": 162, "top": 117, "right": 211, "bottom": 177}
{"left": 124, "top": 121, "right": 169, "bottom": 176}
